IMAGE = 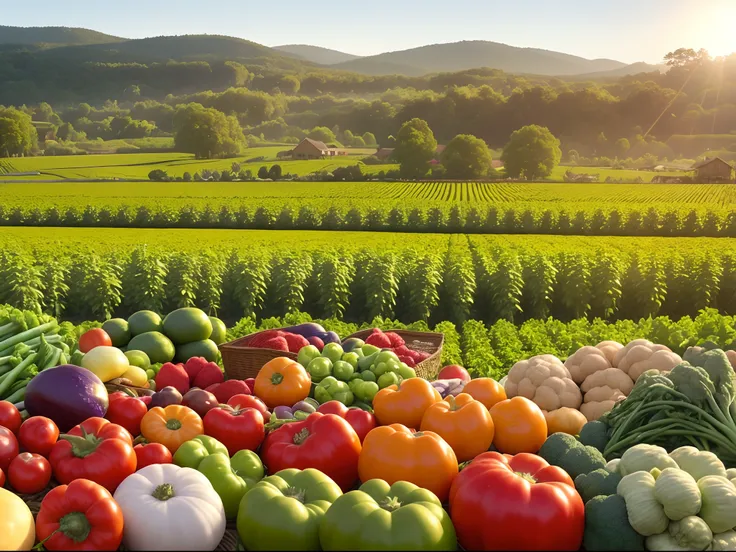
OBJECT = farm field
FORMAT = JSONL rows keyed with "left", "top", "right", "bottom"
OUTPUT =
{"left": 2, "top": 227, "right": 733, "bottom": 326}
{"left": 1, "top": 181, "right": 735, "bottom": 236}
{"left": 0, "top": 147, "right": 390, "bottom": 180}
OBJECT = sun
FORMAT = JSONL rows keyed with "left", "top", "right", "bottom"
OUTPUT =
{"left": 694, "top": 4, "right": 736, "bottom": 58}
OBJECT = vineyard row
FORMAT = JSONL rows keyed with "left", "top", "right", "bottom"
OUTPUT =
{"left": 2, "top": 239, "right": 734, "bottom": 326}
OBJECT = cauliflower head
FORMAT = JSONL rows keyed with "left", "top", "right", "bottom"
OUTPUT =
{"left": 565, "top": 346, "right": 612, "bottom": 385}
{"left": 505, "top": 354, "right": 582, "bottom": 411}
{"left": 615, "top": 340, "right": 682, "bottom": 382}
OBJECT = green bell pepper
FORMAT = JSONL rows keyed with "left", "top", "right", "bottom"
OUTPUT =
{"left": 232, "top": 449, "right": 265, "bottom": 484}
{"left": 173, "top": 435, "right": 229, "bottom": 469}
{"left": 198, "top": 453, "right": 248, "bottom": 519}
{"left": 377, "top": 371, "right": 401, "bottom": 389}
{"left": 333, "top": 360, "right": 355, "bottom": 381}
{"left": 237, "top": 468, "right": 342, "bottom": 551}
{"left": 355, "top": 380, "right": 379, "bottom": 402}
{"left": 342, "top": 352, "right": 360, "bottom": 369}
{"left": 398, "top": 364, "right": 417, "bottom": 380}
{"left": 361, "top": 370, "right": 377, "bottom": 382}
{"left": 314, "top": 376, "right": 354, "bottom": 406}
{"left": 319, "top": 479, "right": 457, "bottom": 551}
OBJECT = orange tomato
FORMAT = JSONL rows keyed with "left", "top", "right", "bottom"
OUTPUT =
{"left": 463, "top": 378, "right": 507, "bottom": 410}
{"left": 420, "top": 393, "right": 494, "bottom": 462}
{"left": 140, "top": 405, "right": 203, "bottom": 453}
{"left": 543, "top": 408, "right": 587, "bottom": 436}
{"left": 358, "top": 424, "right": 458, "bottom": 502}
{"left": 489, "top": 396, "right": 547, "bottom": 454}
{"left": 254, "top": 357, "right": 311, "bottom": 408}
{"left": 372, "top": 378, "right": 442, "bottom": 428}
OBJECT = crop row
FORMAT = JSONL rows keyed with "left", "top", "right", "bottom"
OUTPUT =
{"left": 3, "top": 201, "right": 736, "bottom": 236}
{"left": 3, "top": 234, "right": 735, "bottom": 325}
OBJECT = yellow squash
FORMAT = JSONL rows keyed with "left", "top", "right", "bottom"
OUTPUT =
{"left": 0, "top": 487, "right": 35, "bottom": 550}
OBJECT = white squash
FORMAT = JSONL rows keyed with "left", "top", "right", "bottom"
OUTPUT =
{"left": 113, "top": 463, "right": 226, "bottom": 551}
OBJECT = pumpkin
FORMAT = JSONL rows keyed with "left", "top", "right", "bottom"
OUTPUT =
{"left": 140, "top": 405, "right": 203, "bottom": 454}
{"left": 543, "top": 407, "right": 588, "bottom": 436}
{"left": 372, "top": 378, "right": 442, "bottom": 429}
{"left": 358, "top": 424, "right": 458, "bottom": 502}
{"left": 489, "top": 397, "right": 547, "bottom": 454}
{"left": 420, "top": 393, "right": 494, "bottom": 462}
{"left": 113, "top": 463, "right": 226, "bottom": 551}
{"left": 462, "top": 378, "right": 507, "bottom": 410}
{"left": 254, "top": 357, "right": 311, "bottom": 409}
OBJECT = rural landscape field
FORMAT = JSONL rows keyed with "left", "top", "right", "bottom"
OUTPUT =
{"left": 2, "top": 2, "right": 736, "bottom": 550}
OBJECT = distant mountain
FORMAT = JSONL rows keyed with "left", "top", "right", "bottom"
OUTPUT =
{"left": 0, "top": 25, "right": 123, "bottom": 46}
{"left": 330, "top": 40, "right": 630, "bottom": 77}
{"left": 569, "top": 61, "right": 667, "bottom": 80}
{"left": 274, "top": 44, "right": 361, "bottom": 65}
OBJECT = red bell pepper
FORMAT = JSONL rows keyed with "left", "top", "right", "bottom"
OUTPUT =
{"left": 134, "top": 442, "right": 172, "bottom": 469}
{"left": 449, "top": 451, "right": 584, "bottom": 551}
{"left": 36, "top": 478, "right": 124, "bottom": 550}
{"left": 260, "top": 412, "right": 361, "bottom": 491}
{"left": 105, "top": 394, "right": 148, "bottom": 437}
{"left": 203, "top": 406, "right": 265, "bottom": 456}
{"left": 317, "top": 401, "right": 376, "bottom": 443}
{"left": 49, "top": 417, "right": 137, "bottom": 493}
{"left": 227, "top": 394, "right": 269, "bottom": 423}
{"left": 211, "top": 379, "right": 251, "bottom": 403}
{"left": 244, "top": 378, "right": 256, "bottom": 394}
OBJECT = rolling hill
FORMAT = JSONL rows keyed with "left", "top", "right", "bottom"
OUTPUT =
{"left": 570, "top": 61, "right": 666, "bottom": 80}
{"left": 274, "top": 44, "right": 361, "bottom": 65}
{"left": 330, "top": 40, "right": 632, "bottom": 77}
{"left": 0, "top": 25, "right": 123, "bottom": 46}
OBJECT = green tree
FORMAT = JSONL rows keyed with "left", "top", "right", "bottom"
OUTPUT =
{"left": 501, "top": 124, "right": 561, "bottom": 180}
{"left": 393, "top": 118, "right": 437, "bottom": 179}
{"left": 268, "top": 164, "right": 282, "bottom": 180}
{"left": 173, "top": 103, "right": 246, "bottom": 159}
{"left": 342, "top": 129, "right": 354, "bottom": 145}
{"left": 441, "top": 134, "right": 493, "bottom": 179}
{"left": 279, "top": 75, "right": 300, "bottom": 95}
{"left": 0, "top": 107, "right": 37, "bottom": 156}
{"left": 351, "top": 135, "right": 366, "bottom": 147}
{"left": 362, "top": 132, "right": 377, "bottom": 146}
{"left": 308, "top": 126, "right": 336, "bottom": 144}
{"left": 615, "top": 138, "right": 631, "bottom": 156}
{"left": 257, "top": 166, "right": 269, "bottom": 179}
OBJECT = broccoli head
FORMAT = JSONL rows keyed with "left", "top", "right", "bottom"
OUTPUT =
{"left": 584, "top": 494, "right": 645, "bottom": 551}
{"left": 537, "top": 432, "right": 579, "bottom": 466}
{"left": 668, "top": 362, "right": 715, "bottom": 403}
{"left": 537, "top": 432, "right": 606, "bottom": 479}
{"left": 574, "top": 468, "right": 622, "bottom": 504}
{"left": 579, "top": 420, "right": 610, "bottom": 453}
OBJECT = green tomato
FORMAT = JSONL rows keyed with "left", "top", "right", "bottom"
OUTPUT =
{"left": 231, "top": 449, "right": 265, "bottom": 485}
{"left": 333, "top": 360, "right": 355, "bottom": 382}
{"left": 319, "top": 479, "right": 456, "bottom": 551}
{"left": 307, "top": 357, "right": 333, "bottom": 383}
{"left": 173, "top": 435, "right": 229, "bottom": 469}
{"left": 322, "top": 343, "right": 345, "bottom": 365}
{"left": 372, "top": 361, "right": 390, "bottom": 377}
{"left": 297, "top": 345, "right": 321, "bottom": 368}
{"left": 238, "top": 468, "right": 343, "bottom": 551}
{"left": 378, "top": 371, "right": 401, "bottom": 389}
{"left": 361, "top": 344, "right": 381, "bottom": 357}
{"left": 341, "top": 352, "right": 360, "bottom": 369}
{"left": 349, "top": 378, "right": 363, "bottom": 395}
{"left": 145, "top": 368, "right": 155, "bottom": 380}
{"left": 198, "top": 453, "right": 248, "bottom": 519}
{"left": 315, "top": 376, "right": 354, "bottom": 406}
{"left": 355, "top": 381, "right": 379, "bottom": 403}
{"left": 386, "top": 359, "right": 401, "bottom": 373}
{"left": 398, "top": 365, "right": 417, "bottom": 380}
{"left": 375, "top": 350, "right": 400, "bottom": 365}
{"left": 361, "top": 370, "right": 377, "bottom": 382}
{"left": 349, "top": 372, "right": 362, "bottom": 381}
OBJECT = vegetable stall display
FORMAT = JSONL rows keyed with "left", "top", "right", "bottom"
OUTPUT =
{"left": 6, "top": 307, "right": 736, "bottom": 552}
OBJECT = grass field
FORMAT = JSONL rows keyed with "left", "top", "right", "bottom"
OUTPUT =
{"left": 0, "top": 147, "right": 390, "bottom": 180}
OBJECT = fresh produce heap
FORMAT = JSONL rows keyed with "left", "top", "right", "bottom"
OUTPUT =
{"left": 245, "top": 323, "right": 340, "bottom": 353}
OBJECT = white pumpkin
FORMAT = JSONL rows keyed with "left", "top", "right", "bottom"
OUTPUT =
{"left": 113, "top": 463, "right": 226, "bottom": 551}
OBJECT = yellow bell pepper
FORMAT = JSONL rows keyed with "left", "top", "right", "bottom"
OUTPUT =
{"left": 122, "top": 365, "right": 149, "bottom": 387}
{"left": 0, "top": 487, "right": 35, "bottom": 550}
{"left": 80, "top": 345, "right": 130, "bottom": 382}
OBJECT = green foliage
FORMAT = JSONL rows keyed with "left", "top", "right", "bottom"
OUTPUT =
{"left": 502, "top": 124, "right": 562, "bottom": 179}
{"left": 441, "top": 134, "right": 493, "bottom": 179}
{"left": 173, "top": 102, "right": 245, "bottom": 159}
{"left": 393, "top": 118, "right": 437, "bottom": 179}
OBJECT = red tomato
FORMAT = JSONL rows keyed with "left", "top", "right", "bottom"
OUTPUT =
{"left": 227, "top": 394, "right": 269, "bottom": 423}
{"left": 8, "top": 452, "right": 52, "bottom": 494}
{"left": 134, "top": 443, "right": 172, "bottom": 469}
{"left": 0, "top": 401, "right": 22, "bottom": 434}
{"left": 0, "top": 426, "right": 19, "bottom": 472}
{"left": 18, "top": 416, "right": 59, "bottom": 457}
{"left": 449, "top": 451, "right": 584, "bottom": 551}
{"left": 244, "top": 378, "right": 256, "bottom": 394}
{"left": 437, "top": 365, "right": 471, "bottom": 383}
{"left": 0, "top": 467, "right": 4, "bottom": 487}
{"left": 78, "top": 328, "right": 113, "bottom": 353}
{"left": 317, "top": 401, "right": 377, "bottom": 443}
{"left": 67, "top": 417, "right": 132, "bottom": 446}
{"left": 105, "top": 395, "right": 148, "bottom": 437}
{"left": 203, "top": 406, "right": 265, "bottom": 456}
{"left": 261, "top": 412, "right": 361, "bottom": 492}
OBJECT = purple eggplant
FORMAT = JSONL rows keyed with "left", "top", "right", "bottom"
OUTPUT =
{"left": 322, "top": 331, "right": 341, "bottom": 345}
{"left": 282, "top": 323, "right": 327, "bottom": 339}
{"left": 273, "top": 405, "right": 295, "bottom": 420}
{"left": 431, "top": 378, "right": 467, "bottom": 399}
{"left": 292, "top": 400, "right": 316, "bottom": 415}
{"left": 25, "top": 364, "right": 109, "bottom": 432}
{"left": 150, "top": 386, "right": 183, "bottom": 409}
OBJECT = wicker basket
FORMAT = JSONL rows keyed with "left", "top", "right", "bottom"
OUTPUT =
{"left": 344, "top": 329, "right": 444, "bottom": 380}
{"left": 220, "top": 330, "right": 298, "bottom": 381}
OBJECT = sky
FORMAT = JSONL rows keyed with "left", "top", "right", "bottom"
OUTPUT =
{"left": 2, "top": 0, "right": 735, "bottom": 64}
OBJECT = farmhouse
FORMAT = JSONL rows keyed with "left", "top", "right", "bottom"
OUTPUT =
{"left": 692, "top": 156, "right": 734, "bottom": 183}
{"left": 290, "top": 138, "right": 346, "bottom": 160}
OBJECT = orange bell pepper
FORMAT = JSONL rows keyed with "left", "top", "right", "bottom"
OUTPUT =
{"left": 420, "top": 393, "right": 495, "bottom": 462}
{"left": 358, "top": 423, "right": 458, "bottom": 502}
{"left": 462, "top": 377, "right": 507, "bottom": 410}
{"left": 254, "top": 357, "right": 311, "bottom": 409}
{"left": 489, "top": 396, "right": 547, "bottom": 454}
{"left": 372, "top": 378, "right": 442, "bottom": 429}
{"left": 140, "top": 405, "right": 203, "bottom": 454}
